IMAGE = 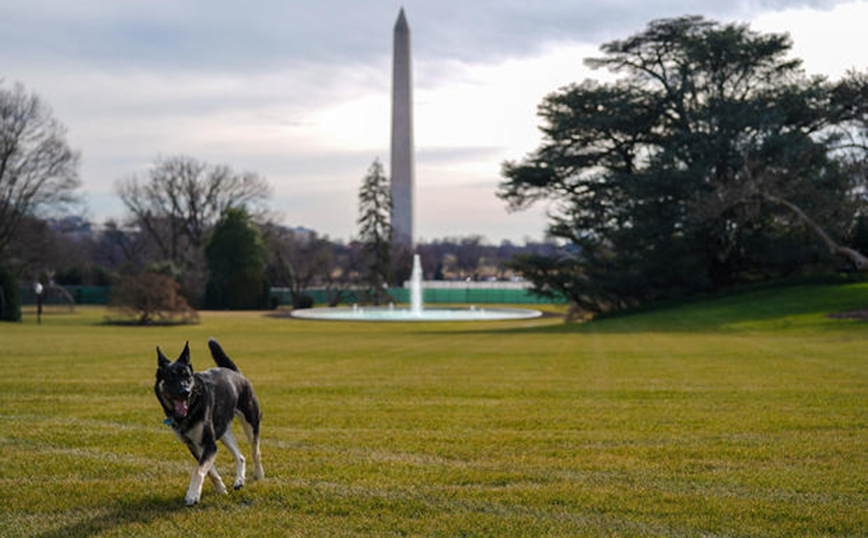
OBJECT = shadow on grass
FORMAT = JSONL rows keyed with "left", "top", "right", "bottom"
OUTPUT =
{"left": 35, "top": 494, "right": 186, "bottom": 538}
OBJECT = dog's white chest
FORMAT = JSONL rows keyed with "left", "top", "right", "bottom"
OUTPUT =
{"left": 174, "top": 421, "right": 205, "bottom": 448}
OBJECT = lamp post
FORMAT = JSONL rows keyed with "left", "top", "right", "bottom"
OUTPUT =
{"left": 34, "top": 282, "right": 44, "bottom": 325}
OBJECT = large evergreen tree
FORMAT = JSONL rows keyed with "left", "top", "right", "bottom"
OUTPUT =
{"left": 204, "top": 208, "right": 269, "bottom": 310}
{"left": 357, "top": 158, "right": 393, "bottom": 304}
{"left": 500, "top": 16, "right": 866, "bottom": 314}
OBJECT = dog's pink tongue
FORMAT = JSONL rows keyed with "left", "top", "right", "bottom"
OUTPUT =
{"left": 174, "top": 399, "right": 188, "bottom": 418}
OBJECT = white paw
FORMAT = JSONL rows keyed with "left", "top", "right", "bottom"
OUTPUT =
{"left": 185, "top": 492, "right": 200, "bottom": 507}
{"left": 233, "top": 477, "right": 245, "bottom": 490}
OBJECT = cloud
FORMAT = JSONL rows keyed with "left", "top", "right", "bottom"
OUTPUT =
{"left": 417, "top": 147, "right": 504, "bottom": 164}
{"left": 751, "top": 1, "right": 868, "bottom": 78}
{"left": 1, "top": 0, "right": 855, "bottom": 70}
{"left": 1, "top": 0, "right": 862, "bottom": 242}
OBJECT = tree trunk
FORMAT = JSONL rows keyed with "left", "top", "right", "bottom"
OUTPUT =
{"left": 761, "top": 192, "right": 868, "bottom": 271}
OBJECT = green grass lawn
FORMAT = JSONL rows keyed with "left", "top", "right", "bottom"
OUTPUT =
{"left": 1, "top": 283, "right": 866, "bottom": 537}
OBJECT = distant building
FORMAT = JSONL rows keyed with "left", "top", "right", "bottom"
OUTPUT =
{"left": 47, "top": 216, "right": 91, "bottom": 234}
{"left": 47, "top": 216, "right": 93, "bottom": 241}
{"left": 287, "top": 226, "right": 317, "bottom": 244}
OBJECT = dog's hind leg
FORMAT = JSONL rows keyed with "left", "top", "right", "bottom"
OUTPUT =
{"left": 219, "top": 428, "right": 246, "bottom": 490}
{"left": 238, "top": 411, "right": 264, "bottom": 480}
{"left": 206, "top": 464, "right": 227, "bottom": 494}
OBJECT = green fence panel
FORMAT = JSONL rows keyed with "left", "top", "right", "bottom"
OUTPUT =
{"left": 390, "top": 288, "right": 410, "bottom": 303}
{"left": 270, "top": 286, "right": 566, "bottom": 306}
{"left": 68, "top": 286, "right": 111, "bottom": 305}
{"left": 20, "top": 284, "right": 562, "bottom": 307}
{"left": 21, "top": 285, "right": 111, "bottom": 305}
{"left": 19, "top": 284, "right": 561, "bottom": 308}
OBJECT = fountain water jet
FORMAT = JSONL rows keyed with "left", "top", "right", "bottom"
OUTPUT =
{"left": 410, "top": 254, "right": 424, "bottom": 315}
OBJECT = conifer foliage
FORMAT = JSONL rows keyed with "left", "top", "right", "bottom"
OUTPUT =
{"left": 204, "top": 208, "right": 270, "bottom": 310}
{"left": 358, "top": 159, "right": 393, "bottom": 303}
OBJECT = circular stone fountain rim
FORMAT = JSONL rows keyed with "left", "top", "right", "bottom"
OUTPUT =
{"left": 290, "top": 305, "right": 544, "bottom": 322}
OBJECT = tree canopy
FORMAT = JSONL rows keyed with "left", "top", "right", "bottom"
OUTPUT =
{"left": 500, "top": 16, "right": 867, "bottom": 314}
{"left": 357, "top": 158, "right": 393, "bottom": 301}
{"left": 204, "top": 207, "right": 269, "bottom": 310}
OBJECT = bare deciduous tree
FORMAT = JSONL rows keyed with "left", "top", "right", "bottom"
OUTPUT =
{"left": 0, "top": 82, "right": 80, "bottom": 254}
{"left": 455, "top": 235, "right": 484, "bottom": 279}
{"left": 116, "top": 155, "right": 271, "bottom": 263}
{"left": 265, "top": 225, "right": 336, "bottom": 308}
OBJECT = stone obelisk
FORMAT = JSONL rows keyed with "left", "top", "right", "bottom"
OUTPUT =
{"left": 390, "top": 8, "right": 414, "bottom": 248}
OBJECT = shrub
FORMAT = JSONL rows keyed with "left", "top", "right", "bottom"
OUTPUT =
{"left": 293, "top": 294, "right": 314, "bottom": 309}
{"left": 107, "top": 272, "right": 198, "bottom": 325}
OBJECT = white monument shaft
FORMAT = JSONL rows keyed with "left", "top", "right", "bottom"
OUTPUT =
{"left": 390, "top": 8, "right": 414, "bottom": 247}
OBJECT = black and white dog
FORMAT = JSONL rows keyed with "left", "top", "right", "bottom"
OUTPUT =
{"left": 155, "top": 338, "right": 264, "bottom": 506}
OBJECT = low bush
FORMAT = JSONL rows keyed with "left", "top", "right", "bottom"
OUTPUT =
{"left": 107, "top": 272, "right": 198, "bottom": 325}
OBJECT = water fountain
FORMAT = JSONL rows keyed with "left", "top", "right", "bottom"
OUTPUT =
{"left": 289, "top": 12, "right": 541, "bottom": 323}
{"left": 410, "top": 254, "right": 424, "bottom": 315}
{"left": 291, "top": 254, "right": 542, "bottom": 322}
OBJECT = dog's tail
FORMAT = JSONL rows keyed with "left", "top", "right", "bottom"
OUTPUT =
{"left": 208, "top": 338, "right": 240, "bottom": 372}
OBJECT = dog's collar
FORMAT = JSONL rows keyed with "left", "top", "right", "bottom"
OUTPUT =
{"left": 163, "top": 416, "right": 185, "bottom": 429}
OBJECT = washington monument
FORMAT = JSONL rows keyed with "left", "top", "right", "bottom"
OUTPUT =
{"left": 391, "top": 8, "right": 414, "bottom": 247}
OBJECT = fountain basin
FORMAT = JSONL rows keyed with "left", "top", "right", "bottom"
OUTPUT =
{"left": 291, "top": 305, "right": 543, "bottom": 322}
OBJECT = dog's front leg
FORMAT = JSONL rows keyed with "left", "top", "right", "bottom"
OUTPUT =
{"left": 184, "top": 439, "right": 227, "bottom": 496}
{"left": 186, "top": 436, "right": 218, "bottom": 506}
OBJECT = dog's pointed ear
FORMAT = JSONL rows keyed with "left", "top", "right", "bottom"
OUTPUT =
{"left": 157, "top": 346, "right": 170, "bottom": 369}
{"left": 178, "top": 341, "right": 191, "bottom": 366}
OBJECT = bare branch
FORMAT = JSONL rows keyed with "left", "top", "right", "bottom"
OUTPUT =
{"left": 760, "top": 191, "right": 867, "bottom": 271}
{"left": 115, "top": 155, "right": 271, "bottom": 266}
{"left": 0, "top": 82, "right": 80, "bottom": 253}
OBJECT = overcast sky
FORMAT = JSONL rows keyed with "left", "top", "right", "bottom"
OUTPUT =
{"left": 1, "top": 0, "right": 865, "bottom": 243}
